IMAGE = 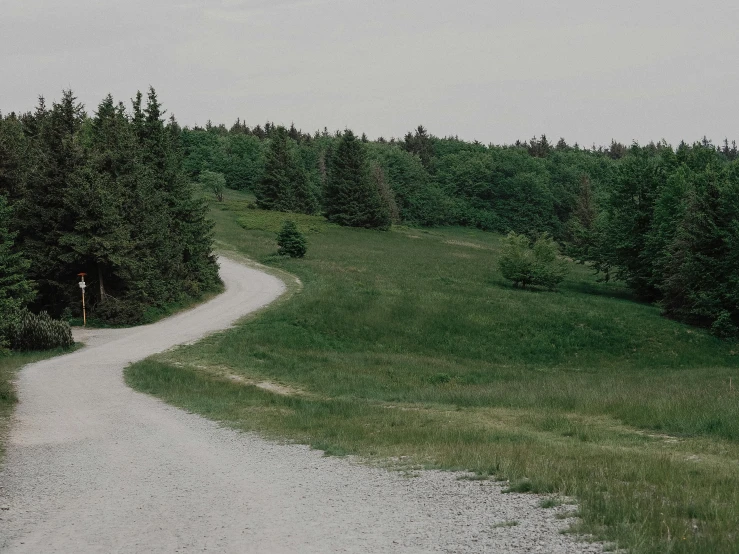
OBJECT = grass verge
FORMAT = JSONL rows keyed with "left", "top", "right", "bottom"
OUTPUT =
{"left": 126, "top": 189, "right": 739, "bottom": 553}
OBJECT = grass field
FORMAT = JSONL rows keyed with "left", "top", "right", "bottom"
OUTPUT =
{"left": 127, "top": 189, "right": 739, "bottom": 553}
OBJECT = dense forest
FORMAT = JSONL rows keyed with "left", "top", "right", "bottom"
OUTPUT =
{"left": 0, "top": 89, "right": 221, "bottom": 350}
{"left": 183, "top": 121, "right": 739, "bottom": 338}
{"left": 1, "top": 89, "right": 738, "bottom": 351}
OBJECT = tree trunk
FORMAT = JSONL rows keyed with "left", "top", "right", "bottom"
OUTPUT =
{"left": 98, "top": 263, "right": 106, "bottom": 303}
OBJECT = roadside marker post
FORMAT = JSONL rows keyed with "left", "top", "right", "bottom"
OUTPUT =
{"left": 78, "top": 273, "right": 87, "bottom": 327}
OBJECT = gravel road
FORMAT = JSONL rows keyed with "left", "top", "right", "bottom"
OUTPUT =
{"left": 0, "top": 258, "right": 602, "bottom": 553}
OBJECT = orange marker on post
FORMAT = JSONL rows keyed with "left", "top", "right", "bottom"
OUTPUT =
{"left": 78, "top": 273, "right": 87, "bottom": 327}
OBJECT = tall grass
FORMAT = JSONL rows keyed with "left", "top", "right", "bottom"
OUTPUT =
{"left": 127, "top": 189, "right": 739, "bottom": 553}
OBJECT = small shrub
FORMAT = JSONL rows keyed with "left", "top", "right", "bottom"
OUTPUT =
{"left": 711, "top": 311, "right": 738, "bottom": 339}
{"left": 503, "top": 478, "right": 534, "bottom": 493}
{"left": 93, "top": 299, "right": 145, "bottom": 326}
{"left": 499, "top": 232, "right": 568, "bottom": 290}
{"left": 277, "top": 220, "right": 307, "bottom": 258}
{"left": 429, "top": 372, "right": 452, "bottom": 385}
{"left": 199, "top": 170, "right": 225, "bottom": 202}
{"left": 539, "top": 497, "right": 563, "bottom": 509}
{"left": 13, "top": 310, "right": 74, "bottom": 351}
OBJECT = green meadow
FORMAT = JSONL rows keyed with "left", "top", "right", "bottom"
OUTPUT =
{"left": 126, "top": 190, "right": 739, "bottom": 553}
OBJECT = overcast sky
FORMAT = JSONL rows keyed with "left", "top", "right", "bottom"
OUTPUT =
{"left": 3, "top": 0, "right": 738, "bottom": 146}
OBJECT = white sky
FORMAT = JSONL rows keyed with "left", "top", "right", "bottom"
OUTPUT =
{"left": 2, "top": 0, "right": 738, "bottom": 146}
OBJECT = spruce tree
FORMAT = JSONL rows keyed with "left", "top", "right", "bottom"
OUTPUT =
{"left": 661, "top": 165, "right": 739, "bottom": 336}
{"left": 3, "top": 89, "right": 220, "bottom": 324}
{"left": 17, "top": 91, "right": 87, "bottom": 315}
{"left": 276, "top": 220, "right": 307, "bottom": 258}
{"left": 402, "top": 125, "right": 434, "bottom": 169}
{"left": 324, "top": 130, "right": 390, "bottom": 229}
{"left": 256, "top": 126, "right": 292, "bottom": 211}
{"left": 0, "top": 196, "right": 34, "bottom": 349}
{"left": 255, "top": 126, "right": 317, "bottom": 214}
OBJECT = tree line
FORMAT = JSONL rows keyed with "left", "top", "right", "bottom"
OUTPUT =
{"left": 183, "top": 123, "right": 739, "bottom": 338}
{"left": 0, "top": 89, "right": 220, "bottom": 349}
{"left": 2, "top": 89, "right": 737, "bottom": 343}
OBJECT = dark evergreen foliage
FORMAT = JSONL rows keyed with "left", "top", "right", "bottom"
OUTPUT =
{"left": 256, "top": 127, "right": 318, "bottom": 214}
{"left": 0, "top": 196, "right": 34, "bottom": 350}
{"left": 324, "top": 131, "right": 390, "bottom": 229}
{"left": 13, "top": 309, "right": 74, "bottom": 351}
{"left": 276, "top": 220, "right": 307, "bottom": 258}
{"left": 7, "top": 93, "right": 735, "bottom": 337}
{"left": 0, "top": 89, "right": 221, "bottom": 329}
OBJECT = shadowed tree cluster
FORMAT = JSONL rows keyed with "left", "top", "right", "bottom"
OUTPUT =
{"left": 0, "top": 89, "right": 221, "bottom": 327}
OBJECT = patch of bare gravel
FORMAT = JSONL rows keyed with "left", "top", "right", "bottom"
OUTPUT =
{"left": 0, "top": 257, "right": 602, "bottom": 553}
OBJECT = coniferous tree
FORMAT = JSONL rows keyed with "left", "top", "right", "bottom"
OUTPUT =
{"left": 596, "top": 145, "right": 674, "bottom": 299}
{"left": 564, "top": 175, "right": 598, "bottom": 262}
{"left": 276, "top": 220, "right": 307, "bottom": 258}
{"left": 402, "top": 125, "right": 434, "bottom": 169}
{"left": 661, "top": 165, "right": 739, "bottom": 336}
{"left": 0, "top": 195, "right": 34, "bottom": 350}
{"left": 288, "top": 161, "right": 318, "bottom": 214}
{"left": 256, "top": 126, "right": 317, "bottom": 214}
{"left": 2, "top": 89, "right": 220, "bottom": 324}
{"left": 17, "top": 90, "right": 88, "bottom": 315}
{"left": 256, "top": 127, "right": 292, "bottom": 211}
{"left": 324, "top": 130, "right": 390, "bottom": 229}
{"left": 0, "top": 114, "right": 32, "bottom": 203}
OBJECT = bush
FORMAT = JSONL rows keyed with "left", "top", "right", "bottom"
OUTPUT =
{"left": 499, "top": 232, "right": 568, "bottom": 290}
{"left": 711, "top": 311, "right": 738, "bottom": 340}
{"left": 13, "top": 310, "right": 74, "bottom": 351}
{"left": 199, "top": 170, "right": 226, "bottom": 202}
{"left": 92, "top": 299, "right": 145, "bottom": 326}
{"left": 277, "top": 220, "right": 307, "bottom": 258}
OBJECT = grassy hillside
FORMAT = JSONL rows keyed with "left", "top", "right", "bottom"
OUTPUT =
{"left": 127, "top": 189, "right": 739, "bottom": 553}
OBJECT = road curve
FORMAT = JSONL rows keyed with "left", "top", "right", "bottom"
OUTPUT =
{"left": 0, "top": 257, "right": 600, "bottom": 553}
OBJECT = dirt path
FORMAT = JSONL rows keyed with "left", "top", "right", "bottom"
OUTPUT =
{"left": 0, "top": 258, "right": 600, "bottom": 553}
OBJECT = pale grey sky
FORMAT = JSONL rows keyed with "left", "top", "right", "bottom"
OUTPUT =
{"left": 2, "top": 0, "right": 738, "bottom": 146}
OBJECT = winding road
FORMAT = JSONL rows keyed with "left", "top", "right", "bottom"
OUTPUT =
{"left": 0, "top": 258, "right": 601, "bottom": 553}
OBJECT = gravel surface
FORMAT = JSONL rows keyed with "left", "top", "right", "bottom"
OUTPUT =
{"left": 0, "top": 258, "right": 602, "bottom": 553}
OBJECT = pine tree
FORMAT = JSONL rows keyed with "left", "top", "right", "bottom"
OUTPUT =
{"left": 402, "top": 125, "right": 434, "bottom": 169}
{"left": 4, "top": 89, "right": 220, "bottom": 324}
{"left": 256, "top": 127, "right": 292, "bottom": 211}
{"left": 661, "top": 165, "right": 739, "bottom": 336}
{"left": 564, "top": 175, "right": 598, "bottom": 262}
{"left": 256, "top": 127, "right": 317, "bottom": 214}
{"left": 324, "top": 130, "right": 390, "bottom": 229}
{"left": 0, "top": 196, "right": 34, "bottom": 349}
{"left": 276, "top": 220, "right": 307, "bottom": 258}
{"left": 597, "top": 145, "right": 673, "bottom": 299}
{"left": 17, "top": 91, "right": 88, "bottom": 315}
{"left": 0, "top": 114, "right": 31, "bottom": 203}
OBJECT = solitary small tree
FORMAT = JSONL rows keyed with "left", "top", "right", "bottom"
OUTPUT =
{"left": 199, "top": 170, "right": 225, "bottom": 202}
{"left": 276, "top": 220, "right": 307, "bottom": 258}
{"left": 499, "top": 232, "right": 568, "bottom": 290}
